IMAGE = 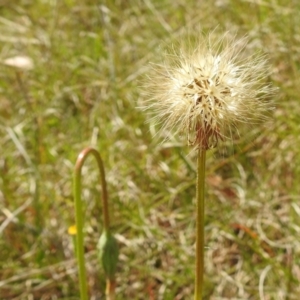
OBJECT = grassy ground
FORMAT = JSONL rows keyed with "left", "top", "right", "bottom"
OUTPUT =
{"left": 0, "top": 0, "right": 299, "bottom": 299}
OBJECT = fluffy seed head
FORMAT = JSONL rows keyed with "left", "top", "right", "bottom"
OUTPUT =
{"left": 142, "top": 32, "right": 275, "bottom": 149}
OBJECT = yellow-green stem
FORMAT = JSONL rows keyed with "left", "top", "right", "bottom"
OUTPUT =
{"left": 73, "top": 147, "right": 110, "bottom": 300}
{"left": 106, "top": 279, "right": 116, "bottom": 300}
{"left": 194, "top": 148, "right": 206, "bottom": 300}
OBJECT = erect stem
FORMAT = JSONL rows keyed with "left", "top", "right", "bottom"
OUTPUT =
{"left": 194, "top": 148, "right": 206, "bottom": 300}
{"left": 106, "top": 278, "right": 116, "bottom": 300}
{"left": 73, "top": 147, "right": 110, "bottom": 300}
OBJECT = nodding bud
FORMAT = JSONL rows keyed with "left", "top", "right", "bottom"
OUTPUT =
{"left": 97, "top": 231, "right": 119, "bottom": 280}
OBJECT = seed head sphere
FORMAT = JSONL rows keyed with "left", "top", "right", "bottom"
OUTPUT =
{"left": 143, "top": 33, "right": 275, "bottom": 149}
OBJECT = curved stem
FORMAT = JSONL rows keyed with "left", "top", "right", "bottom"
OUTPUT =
{"left": 194, "top": 148, "right": 206, "bottom": 300}
{"left": 73, "top": 147, "right": 110, "bottom": 300}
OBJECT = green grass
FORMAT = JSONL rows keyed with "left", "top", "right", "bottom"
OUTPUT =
{"left": 0, "top": 0, "right": 299, "bottom": 299}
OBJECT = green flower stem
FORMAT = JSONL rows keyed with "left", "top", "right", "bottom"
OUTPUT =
{"left": 106, "top": 279, "right": 116, "bottom": 300}
{"left": 194, "top": 148, "right": 206, "bottom": 300}
{"left": 73, "top": 147, "right": 110, "bottom": 300}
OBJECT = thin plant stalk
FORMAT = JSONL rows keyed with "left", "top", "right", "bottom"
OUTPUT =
{"left": 194, "top": 148, "right": 206, "bottom": 300}
{"left": 73, "top": 147, "right": 110, "bottom": 300}
{"left": 106, "top": 279, "right": 116, "bottom": 300}
{"left": 15, "top": 71, "right": 43, "bottom": 231}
